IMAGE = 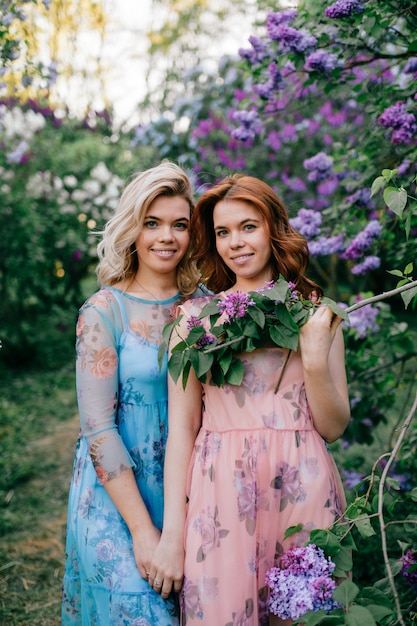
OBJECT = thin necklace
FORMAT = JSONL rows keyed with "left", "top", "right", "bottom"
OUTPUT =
{"left": 133, "top": 277, "right": 177, "bottom": 301}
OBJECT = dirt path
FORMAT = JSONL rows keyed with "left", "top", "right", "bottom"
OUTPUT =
{"left": 1, "top": 415, "right": 80, "bottom": 625}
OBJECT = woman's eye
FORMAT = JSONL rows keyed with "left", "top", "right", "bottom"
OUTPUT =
{"left": 216, "top": 230, "right": 228, "bottom": 237}
{"left": 174, "top": 222, "right": 187, "bottom": 230}
{"left": 244, "top": 224, "right": 256, "bottom": 231}
{"left": 144, "top": 221, "right": 157, "bottom": 228}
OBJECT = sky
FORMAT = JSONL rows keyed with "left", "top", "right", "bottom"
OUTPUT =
{"left": 78, "top": 0, "right": 257, "bottom": 126}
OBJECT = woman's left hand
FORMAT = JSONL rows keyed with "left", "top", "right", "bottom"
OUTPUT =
{"left": 299, "top": 306, "right": 342, "bottom": 371}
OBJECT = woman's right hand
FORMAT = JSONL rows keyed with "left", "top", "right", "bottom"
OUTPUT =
{"left": 131, "top": 523, "right": 162, "bottom": 582}
{"left": 148, "top": 533, "right": 185, "bottom": 598}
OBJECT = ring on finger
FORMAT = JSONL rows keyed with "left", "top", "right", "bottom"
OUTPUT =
{"left": 154, "top": 579, "right": 162, "bottom": 587}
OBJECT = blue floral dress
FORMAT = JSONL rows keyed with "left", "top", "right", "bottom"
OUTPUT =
{"left": 62, "top": 287, "right": 191, "bottom": 626}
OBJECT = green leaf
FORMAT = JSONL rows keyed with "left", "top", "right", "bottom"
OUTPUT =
{"left": 225, "top": 359, "right": 244, "bottom": 385}
{"left": 353, "top": 516, "right": 376, "bottom": 538}
{"left": 345, "top": 605, "right": 377, "bottom": 626}
{"left": 383, "top": 186, "right": 407, "bottom": 217}
{"left": 408, "top": 40, "right": 417, "bottom": 52}
{"left": 283, "top": 524, "right": 303, "bottom": 539}
{"left": 357, "top": 587, "right": 394, "bottom": 609}
{"left": 333, "top": 578, "right": 359, "bottom": 606}
{"left": 218, "top": 350, "right": 233, "bottom": 375}
{"left": 362, "top": 605, "right": 393, "bottom": 622}
{"left": 409, "top": 487, "right": 417, "bottom": 502}
{"left": 404, "top": 262, "right": 413, "bottom": 275}
{"left": 370, "top": 175, "right": 386, "bottom": 197}
{"left": 242, "top": 319, "right": 261, "bottom": 339}
{"left": 386, "top": 269, "right": 404, "bottom": 277}
{"left": 247, "top": 305, "right": 266, "bottom": 327}
{"left": 309, "top": 529, "right": 342, "bottom": 556}
{"left": 168, "top": 350, "right": 187, "bottom": 384}
{"left": 269, "top": 324, "right": 299, "bottom": 351}
{"left": 157, "top": 343, "right": 167, "bottom": 370}
{"left": 189, "top": 349, "right": 214, "bottom": 379}
{"left": 320, "top": 298, "right": 349, "bottom": 321}
{"left": 199, "top": 299, "right": 221, "bottom": 317}
{"left": 405, "top": 208, "right": 412, "bottom": 240}
{"left": 333, "top": 546, "right": 353, "bottom": 575}
{"left": 401, "top": 285, "right": 417, "bottom": 309}
{"left": 262, "top": 279, "right": 289, "bottom": 303}
{"left": 181, "top": 361, "right": 191, "bottom": 390}
{"left": 382, "top": 168, "right": 397, "bottom": 181}
{"left": 186, "top": 325, "right": 206, "bottom": 345}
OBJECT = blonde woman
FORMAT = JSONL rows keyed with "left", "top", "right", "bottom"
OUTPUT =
{"left": 62, "top": 162, "right": 205, "bottom": 625}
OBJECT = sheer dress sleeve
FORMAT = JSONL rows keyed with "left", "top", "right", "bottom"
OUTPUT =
{"left": 75, "top": 290, "right": 134, "bottom": 484}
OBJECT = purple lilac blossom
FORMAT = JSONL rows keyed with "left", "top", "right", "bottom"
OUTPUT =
{"left": 290, "top": 209, "right": 322, "bottom": 238}
{"left": 239, "top": 35, "right": 272, "bottom": 65}
{"left": 317, "top": 177, "right": 339, "bottom": 196}
{"left": 342, "top": 299, "right": 380, "bottom": 338}
{"left": 266, "top": 544, "right": 339, "bottom": 619}
{"left": 345, "top": 188, "right": 376, "bottom": 210}
{"left": 305, "top": 49, "right": 340, "bottom": 73}
{"left": 342, "top": 220, "right": 382, "bottom": 261}
{"left": 397, "top": 159, "right": 412, "bottom": 175}
{"left": 303, "top": 152, "right": 334, "bottom": 182}
{"left": 342, "top": 468, "right": 366, "bottom": 489}
{"left": 266, "top": 19, "right": 317, "bottom": 54}
{"left": 186, "top": 316, "right": 216, "bottom": 350}
{"left": 231, "top": 110, "right": 262, "bottom": 141}
{"left": 404, "top": 58, "right": 417, "bottom": 74}
{"left": 400, "top": 549, "right": 417, "bottom": 589}
{"left": 281, "top": 172, "right": 307, "bottom": 192}
{"left": 308, "top": 234, "right": 345, "bottom": 256}
{"left": 324, "top": 0, "right": 365, "bottom": 19}
{"left": 217, "top": 291, "right": 255, "bottom": 322}
{"left": 254, "top": 62, "right": 283, "bottom": 100}
{"left": 378, "top": 102, "right": 417, "bottom": 145}
{"left": 6, "top": 139, "right": 29, "bottom": 164}
{"left": 266, "top": 9, "right": 298, "bottom": 26}
{"left": 351, "top": 255, "right": 381, "bottom": 275}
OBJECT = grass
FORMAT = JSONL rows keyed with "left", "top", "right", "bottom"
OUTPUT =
{"left": 0, "top": 362, "right": 79, "bottom": 625}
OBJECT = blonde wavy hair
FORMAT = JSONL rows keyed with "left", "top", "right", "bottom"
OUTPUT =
{"left": 96, "top": 162, "right": 200, "bottom": 296}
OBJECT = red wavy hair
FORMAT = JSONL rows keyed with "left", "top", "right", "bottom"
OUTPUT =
{"left": 192, "top": 174, "right": 323, "bottom": 298}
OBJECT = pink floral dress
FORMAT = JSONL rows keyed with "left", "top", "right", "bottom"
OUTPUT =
{"left": 179, "top": 297, "right": 346, "bottom": 626}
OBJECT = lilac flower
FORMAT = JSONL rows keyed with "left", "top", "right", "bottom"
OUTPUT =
{"left": 303, "top": 152, "right": 334, "bottom": 182}
{"left": 281, "top": 172, "right": 307, "bottom": 192}
{"left": 266, "top": 18, "right": 317, "bottom": 54}
{"left": 239, "top": 36, "right": 272, "bottom": 65}
{"left": 400, "top": 549, "right": 417, "bottom": 589}
{"left": 266, "top": 9, "right": 298, "bottom": 26}
{"left": 404, "top": 58, "right": 417, "bottom": 75}
{"left": 342, "top": 220, "right": 382, "bottom": 261}
{"left": 342, "top": 468, "right": 366, "bottom": 489}
{"left": 305, "top": 49, "right": 340, "bottom": 73}
{"left": 343, "top": 299, "right": 380, "bottom": 338}
{"left": 308, "top": 234, "right": 345, "bottom": 256}
{"left": 378, "top": 102, "right": 417, "bottom": 145}
{"left": 6, "top": 139, "right": 30, "bottom": 164}
{"left": 325, "top": 0, "right": 365, "bottom": 19}
{"left": 187, "top": 316, "right": 216, "bottom": 349}
{"left": 217, "top": 291, "right": 255, "bottom": 322}
{"left": 351, "top": 255, "right": 381, "bottom": 275}
{"left": 254, "top": 63, "right": 284, "bottom": 100}
{"left": 231, "top": 110, "right": 262, "bottom": 141}
{"left": 290, "top": 208, "right": 322, "bottom": 238}
{"left": 345, "top": 188, "right": 376, "bottom": 210}
{"left": 266, "top": 544, "right": 339, "bottom": 620}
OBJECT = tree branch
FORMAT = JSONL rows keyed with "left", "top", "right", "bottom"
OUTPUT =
{"left": 345, "top": 280, "right": 417, "bottom": 313}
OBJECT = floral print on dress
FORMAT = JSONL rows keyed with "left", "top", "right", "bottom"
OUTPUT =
{"left": 223, "top": 359, "right": 266, "bottom": 408}
{"left": 270, "top": 461, "right": 306, "bottom": 511}
{"left": 195, "top": 431, "right": 222, "bottom": 481}
{"left": 193, "top": 506, "right": 229, "bottom": 562}
{"left": 233, "top": 437, "right": 269, "bottom": 535}
{"left": 282, "top": 382, "right": 312, "bottom": 426}
{"left": 225, "top": 598, "right": 254, "bottom": 626}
